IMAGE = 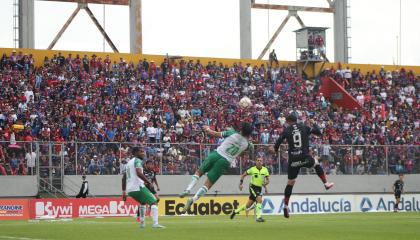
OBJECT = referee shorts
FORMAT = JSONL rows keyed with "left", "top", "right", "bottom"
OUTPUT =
{"left": 249, "top": 185, "right": 263, "bottom": 201}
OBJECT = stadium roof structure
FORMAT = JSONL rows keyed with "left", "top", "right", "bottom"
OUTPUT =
{"left": 240, "top": 0, "right": 350, "bottom": 63}
{"left": 41, "top": 0, "right": 129, "bottom": 5}
{"left": 17, "top": 0, "right": 349, "bottom": 63}
{"left": 17, "top": 0, "right": 141, "bottom": 53}
{"left": 293, "top": 27, "right": 330, "bottom": 32}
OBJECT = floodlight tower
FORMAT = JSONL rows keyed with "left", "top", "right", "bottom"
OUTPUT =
{"left": 17, "top": 0, "right": 143, "bottom": 54}
{"left": 17, "top": 0, "right": 35, "bottom": 49}
{"left": 240, "top": 0, "right": 350, "bottom": 63}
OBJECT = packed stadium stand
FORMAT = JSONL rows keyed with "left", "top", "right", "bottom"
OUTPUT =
{"left": 0, "top": 49, "right": 418, "bottom": 177}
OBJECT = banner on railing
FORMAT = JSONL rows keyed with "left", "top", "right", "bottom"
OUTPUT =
{"left": 0, "top": 199, "right": 30, "bottom": 220}
{"left": 261, "top": 194, "right": 420, "bottom": 215}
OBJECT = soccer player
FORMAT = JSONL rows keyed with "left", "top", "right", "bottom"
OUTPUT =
{"left": 393, "top": 174, "right": 404, "bottom": 212}
{"left": 136, "top": 160, "right": 161, "bottom": 222}
{"left": 122, "top": 147, "right": 165, "bottom": 228}
{"left": 230, "top": 157, "right": 269, "bottom": 222}
{"left": 179, "top": 122, "right": 254, "bottom": 213}
{"left": 269, "top": 114, "right": 334, "bottom": 218}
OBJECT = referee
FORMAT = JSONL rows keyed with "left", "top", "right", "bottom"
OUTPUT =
{"left": 231, "top": 157, "right": 270, "bottom": 222}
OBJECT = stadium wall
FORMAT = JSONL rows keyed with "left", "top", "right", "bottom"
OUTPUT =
{"left": 0, "top": 176, "right": 38, "bottom": 197}
{"left": 1, "top": 175, "right": 419, "bottom": 198}
{"left": 62, "top": 175, "right": 420, "bottom": 197}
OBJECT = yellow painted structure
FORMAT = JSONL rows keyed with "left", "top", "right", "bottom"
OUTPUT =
{"left": 1, "top": 48, "right": 419, "bottom": 76}
{"left": 0, "top": 48, "right": 293, "bottom": 68}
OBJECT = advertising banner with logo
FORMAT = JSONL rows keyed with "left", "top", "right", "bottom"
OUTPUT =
{"left": 0, "top": 199, "right": 30, "bottom": 220}
{"left": 356, "top": 194, "right": 420, "bottom": 212}
{"left": 29, "top": 196, "right": 249, "bottom": 219}
{"left": 30, "top": 198, "right": 139, "bottom": 219}
{"left": 262, "top": 194, "right": 420, "bottom": 215}
{"left": 159, "top": 196, "right": 248, "bottom": 216}
{"left": 22, "top": 194, "right": 420, "bottom": 219}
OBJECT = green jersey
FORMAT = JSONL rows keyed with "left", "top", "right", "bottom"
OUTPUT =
{"left": 216, "top": 130, "right": 252, "bottom": 163}
{"left": 124, "top": 157, "right": 144, "bottom": 192}
{"left": 246, "top": 166, "right": 269, "bottom": 187}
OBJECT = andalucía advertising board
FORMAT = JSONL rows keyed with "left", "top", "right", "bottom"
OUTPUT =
{"left": 356, "top": 195, "right": 420, "bottom": 212}
{"left": 262, "top": 194, "right": 420, "bottom": 215}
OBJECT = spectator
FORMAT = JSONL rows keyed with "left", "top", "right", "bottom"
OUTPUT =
{"left": 146, "top": 121, "right": 157, "bottom": 143}
{"left": 269, "top": 50, "right": 278, "bottom": 67}
{"left": 0, "top": 51, "right": 417, "bottom": 176}
{"left": 88, "top": 156, "right": 99, "bottom": 175}
{"left": 356, "top": 161, "right": 366, "bottom": 175}
{"left": 260, "top": 129, "right": 270, "bottom": 144}
{"left": 25, "top": 148, "right": 36, "bottom": 175}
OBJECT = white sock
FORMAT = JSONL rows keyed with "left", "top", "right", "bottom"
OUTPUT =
{"left": 185, "top": 175, "right": 199, "bottom": 192}
{"left": 151, "top": 205, "right": 159, "bottom": 225}
{"left": 192, "top": 186, "right": 208, "bottom": 202}
{"left": 140, "top": 205, "right": 146, "bottom": 223}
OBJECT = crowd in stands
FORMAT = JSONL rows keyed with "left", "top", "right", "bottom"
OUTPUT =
{"left": 0, "top": 50, "right": 418, "bottom": 176}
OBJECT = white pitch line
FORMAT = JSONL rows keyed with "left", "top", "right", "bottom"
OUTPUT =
{"left": 79, "top": 219, "right": 239, "bottom": 225}
{"left": 0, "top": 236, "right": 48, "bottom": 240}
{"left": 79, "top": 221, "right": 128, "bottom": 225}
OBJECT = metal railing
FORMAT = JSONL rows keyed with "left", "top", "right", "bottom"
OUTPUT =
{"left": 38, "top": 178, "right": 69, "bottom": 198}
{"left": 0, "top": 141, "right": 419, "bottom": 176}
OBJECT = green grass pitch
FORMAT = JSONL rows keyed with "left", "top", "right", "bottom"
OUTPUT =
{"left": 1, "top": 213, "right": 420, "bottom": 240}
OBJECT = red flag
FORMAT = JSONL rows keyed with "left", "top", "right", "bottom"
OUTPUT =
{"left": 381, "top": 104, "right": 386, "bottom": 119}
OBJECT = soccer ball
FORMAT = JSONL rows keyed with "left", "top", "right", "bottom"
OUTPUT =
{"left": 239, "top": 97, "right": 252, "bottom": 109}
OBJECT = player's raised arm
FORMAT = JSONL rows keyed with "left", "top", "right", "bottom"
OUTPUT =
{"left": 272, "top": 132, "right": 286, "bottom": 153}
{"left": 203, "top": 125, "right": 223, "bottom": 138}
{"left": 308, "top": 119, "right": 322, "bottom": 136}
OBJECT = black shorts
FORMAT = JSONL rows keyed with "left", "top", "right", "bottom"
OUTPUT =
{"left": 287, "top": 155, "right": 315, "bottom": 180}
{"left": 394, "top": 191, "right": 401, "bottom": 199}
{"left": 249, "top": 185, "right": 263, "bottom": 201}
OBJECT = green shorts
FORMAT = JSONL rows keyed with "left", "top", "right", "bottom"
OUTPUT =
{"left": 128, "top": 186, "right": 157, "bottom": 205}
{"left": 199, "top": 151, "right": 230, "bottom": 184}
